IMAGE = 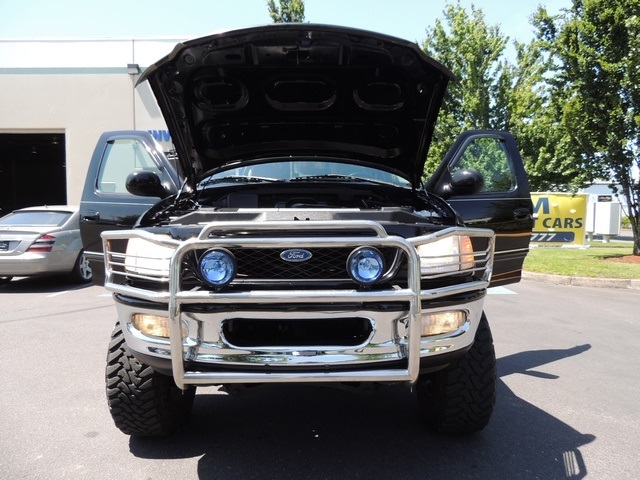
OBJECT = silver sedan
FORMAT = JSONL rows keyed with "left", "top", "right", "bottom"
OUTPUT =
{"left": 0, "top": 205, "right": 92, "bottom": 284}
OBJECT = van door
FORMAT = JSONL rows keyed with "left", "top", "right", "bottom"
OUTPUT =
{"left": 79, "top": 131, "right": 179, "bottom": 285}
{"left": 426, "top": 130, "right": 533, "bottom": 287}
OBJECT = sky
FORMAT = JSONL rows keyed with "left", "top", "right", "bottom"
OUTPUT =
{"left": 0, "top": 0, "right": 570, "bottom": 47}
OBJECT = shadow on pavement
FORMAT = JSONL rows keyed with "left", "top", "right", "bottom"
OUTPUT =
{"left": 0, "top": 275, "right": 93, "bottom": 294}
{"left": 129, "top": 344, "right": 594, "bottom": 480}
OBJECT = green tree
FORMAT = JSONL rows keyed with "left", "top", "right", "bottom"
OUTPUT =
{"left": 421, "top": 2, "right": 548, "bottom": 183}
{"left": 500, "top": 34, "right": 562, "bottom": 191}
{"left": 267, "top": 0, "right": 305, "bottom": 23}
{"left": 513, "top": 8, "right": 585, "bottom": 191}
{"left": 534, "top": 0, "right": 640, "bottom": 254}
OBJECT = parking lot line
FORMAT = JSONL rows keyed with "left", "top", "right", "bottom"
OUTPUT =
{"left": 487, "top": 286, "right": 516, "bottom": 295}
{"left": 46, "top": 290, "right": 71, "bottom": 298}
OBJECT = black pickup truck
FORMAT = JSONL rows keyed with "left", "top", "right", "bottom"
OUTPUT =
{"left": 80, "top": 24, "right": 533, "bottom": 437}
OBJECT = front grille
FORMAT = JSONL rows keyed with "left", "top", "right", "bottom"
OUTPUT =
{"left": 181, "top": 247, "right": 403, "bottom": 288}
{"left": 237, "top": 247, "right": 353, "bottom": 280}
{"left": 102, "top": 222, "right": 495, "bottom": 304}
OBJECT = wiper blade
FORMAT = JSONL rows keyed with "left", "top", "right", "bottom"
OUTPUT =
{"left": 200, "top": 175, "right": 283, "bottom": 186}
{"left": 289, "top": 174, "right": 400, "bottom": 187}
{"left": 289, "top": 174, "right": 366, "bottom": 182}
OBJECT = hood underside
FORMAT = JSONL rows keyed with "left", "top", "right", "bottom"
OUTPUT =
{"left": 139, "top": 24, "right": 454, "bottom": 188}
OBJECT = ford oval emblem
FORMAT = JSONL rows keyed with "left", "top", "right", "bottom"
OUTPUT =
{"left": 280, "top": 249, "right": 313, "bottom": 262}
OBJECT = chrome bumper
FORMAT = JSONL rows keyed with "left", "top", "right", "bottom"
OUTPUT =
{"left": 102, "top": 220, "right": 494, "bottom": 389}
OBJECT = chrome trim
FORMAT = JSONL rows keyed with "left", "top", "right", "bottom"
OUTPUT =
{"left": 382, "top": 248, "right": 404, "bottom": 281}
{"left": 495, "top": 247, "right": 530, "bottom": 255}
{"left": 118, "top": 298, "right": 485, "bottom": 377}
{"left": 102, "top": 221, "right": 494, "bottom": 389}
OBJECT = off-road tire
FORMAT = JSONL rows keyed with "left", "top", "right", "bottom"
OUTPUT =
{"left": 416, "top": 312, "right": 496, "bottom": 434}
{"left": 106, "top": 322, "right": 196, "bottom": 437}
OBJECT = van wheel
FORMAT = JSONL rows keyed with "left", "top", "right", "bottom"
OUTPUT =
{"left": 106, "top": 322, "right": 196, "bottom": 437}
{"left": 416, "top": 312, "right": 496, "bottom": 433}
{"left": 70, "top": 250, "right": 92, "bottom": 283}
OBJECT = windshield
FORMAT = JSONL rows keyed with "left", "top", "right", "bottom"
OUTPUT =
{"left": 0, "top": 211, "right": 72, "bottom": 226}
{"left": 198, "top": 160, "right": 411, "bottom": 188}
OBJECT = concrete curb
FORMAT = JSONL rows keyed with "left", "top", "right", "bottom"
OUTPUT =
{"left": 523, "top": 271, "right": 640, "bottom": 290}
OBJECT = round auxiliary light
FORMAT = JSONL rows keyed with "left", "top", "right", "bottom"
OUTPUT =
{"left": 199, "top": 248, "right": 237, "bottom": 287}
{"left": 347, "top": 247, "right": 385, "bottom": 285}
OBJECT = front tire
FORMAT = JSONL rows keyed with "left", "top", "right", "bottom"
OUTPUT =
{"left": 416, "top": 312, "right": 496, "bottom": 434}
{"left": 106, "top": 322, "right": 196, "bottom": 437}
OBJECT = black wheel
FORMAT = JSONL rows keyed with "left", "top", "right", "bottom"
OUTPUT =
{"left": 416, "top": 312, "right": 496, "bottom": 434}
{"left": 70, "top": 250, "right": 92, "bottom": 283}
{"left": 106, "top": 322, "right": 196, "bottom": 437}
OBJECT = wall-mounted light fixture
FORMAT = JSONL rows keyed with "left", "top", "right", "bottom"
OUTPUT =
{"left": 127, "top": 63, "right": 140, "bottom": 75}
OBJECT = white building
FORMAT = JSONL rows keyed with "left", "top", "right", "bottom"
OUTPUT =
{"left": 0, "top": 38, "right": 183, "bottom": 214}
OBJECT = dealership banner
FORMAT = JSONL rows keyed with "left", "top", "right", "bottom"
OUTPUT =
{"left": 531, "top": 193, "right": 588, "bottom": 246}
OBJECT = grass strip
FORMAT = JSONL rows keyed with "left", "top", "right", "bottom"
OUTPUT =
{"left": 523, "top": 241, "right": 640, "bottom": 279}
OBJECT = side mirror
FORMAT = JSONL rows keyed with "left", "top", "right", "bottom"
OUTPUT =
{"left": 126, "top": 170, "right": 170, "bottom": 198}
{"left": 450, "top": 169, "right": 484, "bottom": 195}
{"left": 437, "top": 169, "right": 484, "bottom": 198}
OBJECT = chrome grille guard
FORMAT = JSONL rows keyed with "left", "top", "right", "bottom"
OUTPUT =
{"left": 102, "top": 221, "right": 494, "bottom": 388}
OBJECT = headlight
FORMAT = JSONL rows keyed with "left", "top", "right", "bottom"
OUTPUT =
{"left": 416, "top": 235, "right": 475, "bottom": 275}
{"left": 199, "top": 248, "right": 237, "bottom": 287}
{"left": 125, "top": 237, "right": 174, "bottom": 277}
{"left": 347, "top": 247, "right": 385, "bottom": 284}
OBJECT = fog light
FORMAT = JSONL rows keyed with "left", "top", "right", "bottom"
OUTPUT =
{"left": 347, "top": 247, "right": 384, "bottom": 284}
{"left": 199, "top": 248, "right": 236, "bottom": 287}
{"left": 131, "top": 314, "right": 187, "bottom": 339}
{"left": 421, "top": 311, "right": 467, "bottom": 336}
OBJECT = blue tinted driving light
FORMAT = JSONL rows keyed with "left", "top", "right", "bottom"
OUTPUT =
{"left": 347, "top": 247, "right": 384, "bottom": 284}
{"left": 199, "top": 248, "right": 236, "bottom": 287}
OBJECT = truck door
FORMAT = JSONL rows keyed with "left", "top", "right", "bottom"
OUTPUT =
{"left": 426, "top": 130, "right": 533, "bottom": 287}
{"left": 80, "top": 131, "right": 179, "bottom": 285}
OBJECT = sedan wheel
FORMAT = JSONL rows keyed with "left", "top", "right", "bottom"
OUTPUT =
{"left": 71, "top": 251, "right": 93, "bottom": 283}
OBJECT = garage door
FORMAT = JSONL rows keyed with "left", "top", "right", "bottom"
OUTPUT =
{"left": 0, "top": 133, "right": 66, "bottom": 215}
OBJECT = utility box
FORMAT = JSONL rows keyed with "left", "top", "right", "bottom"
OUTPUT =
{"left": 594, "top": 201, "right": 622, "bottom": 242}
{"left": 594, "top": 201, "right": 622, "bottom": 235}
{"left": 584, "top": 194, "right": 622, "bottom": 242}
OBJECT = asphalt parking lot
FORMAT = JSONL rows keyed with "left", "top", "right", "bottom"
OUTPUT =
{"left": 1, "top": 277, "right": 639, "bottom": 479}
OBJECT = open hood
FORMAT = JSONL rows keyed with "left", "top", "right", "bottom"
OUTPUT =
{"left": 139, "top": 24, "right": 454, "bottom": 188}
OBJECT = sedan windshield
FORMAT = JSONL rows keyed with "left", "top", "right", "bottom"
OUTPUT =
{"left": 198, "top": 160, "right": 411, "bottom": 188}
{"left": 0, "top": 211, "right": 71, "bottom": 227}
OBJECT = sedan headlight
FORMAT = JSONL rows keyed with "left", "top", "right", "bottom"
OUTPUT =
{"left": 124, "top": 237, "right": 175, "bottom": 277}
{"left": 415, "top": 235, "right": 475, "bottom": 275}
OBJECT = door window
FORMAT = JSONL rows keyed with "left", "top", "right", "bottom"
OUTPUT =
{"left": 451, "top": 137, "right": 516, "bottom": 192}
{"left": 97, "top": 139, "right": 165, "bottom": 194}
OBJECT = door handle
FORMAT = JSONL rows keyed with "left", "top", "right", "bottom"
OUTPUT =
{"left": 81, "top": 211, "right": 100, "bottom": 223}
{"left": 513, "top": 208, "right": 531, "bottom": 221}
